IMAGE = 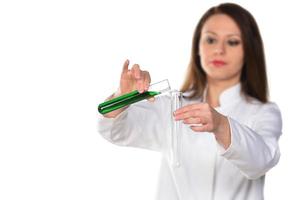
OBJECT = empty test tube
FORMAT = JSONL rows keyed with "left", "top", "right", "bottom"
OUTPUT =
{"left": 170, "top": 90, "right": 183, "bottom": 167}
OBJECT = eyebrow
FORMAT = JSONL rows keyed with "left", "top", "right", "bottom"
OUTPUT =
{"left": 204, "top": 31, "right": 241, "bottom": 37}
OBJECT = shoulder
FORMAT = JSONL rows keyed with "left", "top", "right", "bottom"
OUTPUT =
{"left": 227, "top": 95, "right": 281, "bottom": 128}
{"left": 239, "top": 97, "right": 282, "bottom": 127}
{"left": 242, "top": 96, "right": 281, "bottom": 115}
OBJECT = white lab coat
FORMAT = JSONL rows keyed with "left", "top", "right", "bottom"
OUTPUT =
{"left": 98, "top": 84, "right": 282, "bottom": 200}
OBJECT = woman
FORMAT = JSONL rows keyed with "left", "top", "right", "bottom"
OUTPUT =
{"left": 98, "top": 3, "right": 282, "bottom": 200}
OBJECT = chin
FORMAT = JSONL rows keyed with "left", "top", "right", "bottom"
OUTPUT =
{"left": 207, "top": 73, "right": 241, "bottom": 83}
{"left": 207, "top": 73, "right": 230, "bottom": 80}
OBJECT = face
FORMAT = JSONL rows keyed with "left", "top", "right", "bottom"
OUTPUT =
{"left": 199, "top": 14, "right": 244, "bottom": 84}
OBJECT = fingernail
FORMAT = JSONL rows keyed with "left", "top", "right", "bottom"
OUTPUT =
{"left": 148, "top": 97, "right": 155, "bottom": 102}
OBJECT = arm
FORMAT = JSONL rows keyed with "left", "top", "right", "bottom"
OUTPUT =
{"left": 98, "top": 95, "right": 170, "bottom": 152}
{"left": 98, "top": 59, "right": 169, "bottom": 151}
{"left": 174, "top": 102, "right": 282, "bottom": 180}
{"left": 218, "top": 103, "right": 282, "bottom": 180}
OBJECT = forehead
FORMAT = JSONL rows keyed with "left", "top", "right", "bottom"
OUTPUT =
{"left": 202, "top": 14, "right": 241, "bottom": 36}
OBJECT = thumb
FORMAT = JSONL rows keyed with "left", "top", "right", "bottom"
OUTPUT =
{"left": 147, "top": 97, "right": 156, "bottom": 102}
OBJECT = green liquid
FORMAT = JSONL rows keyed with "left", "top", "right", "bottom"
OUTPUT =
{"left": 98, "top": 90, "right": 161, "bottom": 114}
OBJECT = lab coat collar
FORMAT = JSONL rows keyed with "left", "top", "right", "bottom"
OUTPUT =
{"left": 219, "top": 83, "right": 242, "bottom": 107}
{"left": 203, "top": 83, "right": 242, "bottom": 108}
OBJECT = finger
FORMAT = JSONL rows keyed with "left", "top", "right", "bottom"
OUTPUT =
{"left": 138, "top": 71, "right": 150, "bottom": 92}
{"left": 176, "top": 111, "right": 211, "bottom": 125}
{"left": 175, "top": 109, "right": 202, "bottom": 121}
{"left": 143, "top": 71, "right": 151, "bottom": 91}
{"left": 126, "top": 69, "right": 132, "bottom": 76}
{"left": 131, "top": 64, "right": 141, "bottom": 79}
{"left": 183, "top": 117, "right": 202, "bottom": 125}
{"left": 190, "top": 124, "right": 209, "bottom": 132}
{"left": 174, "top": 103, "right": 202, "bottom": 115}
{"left": 122, "top": 59, "right": 129, "bottom": 73}
{"left": 147, "top": 97, "right": 156, "bottom": 102}
{"left": 174, "top": 103, "right": 210, "bottom": 116}
{"left": 136, "top": 72, "right": 145, "bottom": 93}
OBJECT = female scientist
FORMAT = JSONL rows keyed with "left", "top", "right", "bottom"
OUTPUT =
{"left": 98, "top": 3, "right": 282, "bottom": 200}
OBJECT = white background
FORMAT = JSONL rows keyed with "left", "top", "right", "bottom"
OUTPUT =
{"left": 0, "top": 0, "right": 299, "bottom": 199}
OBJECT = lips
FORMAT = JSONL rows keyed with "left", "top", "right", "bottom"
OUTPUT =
{"left": 211, "top": 60, "right": 226, "bottom": 67}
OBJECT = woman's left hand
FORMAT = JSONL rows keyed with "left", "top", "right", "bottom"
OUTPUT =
{"left": 174, "top": 102, "right": 231, "bottom": 148}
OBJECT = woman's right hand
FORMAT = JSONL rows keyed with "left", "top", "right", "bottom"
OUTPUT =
{"left": 119, "top": 59, "right": 151, "bottom": 95}
{"left": 103, "top": 59, "right": 152, "bottom": 118}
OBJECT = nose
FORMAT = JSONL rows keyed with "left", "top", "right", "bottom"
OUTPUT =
{"left": 214, "top": 43, "right": 225, "bottom": 55}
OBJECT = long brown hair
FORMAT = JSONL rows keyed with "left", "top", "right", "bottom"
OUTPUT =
{"left": 180, "top": 3, "right": 268, "bottom": 103}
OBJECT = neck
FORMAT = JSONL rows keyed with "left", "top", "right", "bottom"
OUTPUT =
{"left": 206, "top": 78, "right": 240, "bottom": 107}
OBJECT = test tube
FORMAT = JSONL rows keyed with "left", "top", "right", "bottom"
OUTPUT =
{"left": 170, "top": 90, "right": 183, "bottom": 167}
{"left": 98, "top": 79, "right": 170, "bottom": 114}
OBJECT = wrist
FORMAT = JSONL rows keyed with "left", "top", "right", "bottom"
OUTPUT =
{"left": 214, "top": 115, "right": 231, "bottom": 149}
{"left": 102, "top": 89, "right": 128, "bottom": 118}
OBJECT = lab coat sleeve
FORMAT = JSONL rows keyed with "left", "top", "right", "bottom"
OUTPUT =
{"left": 97, "top": 96, "right": 170, "bottom": 152}
{"left": 218, "top": 102, "right": 282, "bottom": 180}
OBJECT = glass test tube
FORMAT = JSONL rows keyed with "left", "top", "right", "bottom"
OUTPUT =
{"left": 98, "top": 79, "right": 170, "bottom": 115}
{"left": 170, "top": 90, "right": 183, "bottom": 167}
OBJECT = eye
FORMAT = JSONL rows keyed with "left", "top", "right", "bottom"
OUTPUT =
{"left": 227, "top": 40, "right": 241, "bottom": 46}
{"left": 205, "top": 36, "right": 216, "bottom": 44}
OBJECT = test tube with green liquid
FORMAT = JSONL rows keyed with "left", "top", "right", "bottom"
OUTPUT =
{"left": 98, "top": 79, "right": 170, "bottom": 114}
